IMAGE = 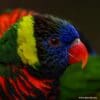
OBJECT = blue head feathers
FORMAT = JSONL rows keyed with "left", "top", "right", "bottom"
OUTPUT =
{"left": 34, "top": 15, "right": 80, "bottom": 78}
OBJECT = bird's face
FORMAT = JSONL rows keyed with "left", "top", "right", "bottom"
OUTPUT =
{"left": 34, "top": 15, "right": 88, "bottom": 78}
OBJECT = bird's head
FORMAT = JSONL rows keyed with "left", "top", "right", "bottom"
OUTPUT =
{"left": 0, "top": 10, "right": 88, "bottom": 78}
{"left": 27, "top": 15, "right": 88, "bottom": 78}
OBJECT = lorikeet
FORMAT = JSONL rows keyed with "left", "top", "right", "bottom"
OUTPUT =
{"left": 0, "top": 8, "right": 89, "bottom": 99}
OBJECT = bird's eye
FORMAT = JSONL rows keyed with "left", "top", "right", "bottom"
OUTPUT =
{"left": 49, "top": 37, "right": 60, "bottom": 47}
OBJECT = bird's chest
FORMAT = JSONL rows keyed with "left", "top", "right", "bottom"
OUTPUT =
{"left": 0, "top": 67, "right": 60, "bottom": 100}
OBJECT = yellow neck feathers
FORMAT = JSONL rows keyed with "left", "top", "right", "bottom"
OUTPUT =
{"left": 17, "top": 15, "right": 39, "bottom": 68}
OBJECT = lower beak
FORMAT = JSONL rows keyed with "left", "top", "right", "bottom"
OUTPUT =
{"left": 68, "top": 39, "right": 89, "bottom": 69}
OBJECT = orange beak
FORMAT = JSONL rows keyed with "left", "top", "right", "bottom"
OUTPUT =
{"left": 68, "top": 39, "right": 89, "bottom": 69}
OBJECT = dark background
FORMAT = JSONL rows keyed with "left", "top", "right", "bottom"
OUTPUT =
{"left": 0, "top": 0, "right": 100, "bottom": 53}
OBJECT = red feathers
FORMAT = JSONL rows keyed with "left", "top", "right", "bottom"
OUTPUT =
{"left": 0, "top": 9, "right": 33, "bottom": 38}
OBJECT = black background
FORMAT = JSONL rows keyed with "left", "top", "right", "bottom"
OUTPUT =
{"left": 0, "top": 0, "right": 100, "bottom": 53}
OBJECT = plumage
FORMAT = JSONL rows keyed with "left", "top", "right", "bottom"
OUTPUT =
{"left": 60, "top": 56, "right": 100, "bottom": 100}
{"left": 0, "top": 8, "right": 88, "bottom": 99}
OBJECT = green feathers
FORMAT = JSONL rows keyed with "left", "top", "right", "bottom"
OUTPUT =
{"left": 0, "top": 23, "right": 20, "bottom": 64}
{"left": 60, "top": 56, "right": 100, "bottom": 99}
{"left": 0, "top": 15, "right": 40, "bottom": 70}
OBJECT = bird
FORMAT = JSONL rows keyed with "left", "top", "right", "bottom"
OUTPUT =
{"left": 0, "top": 8, "right": 89, "bottom": 99}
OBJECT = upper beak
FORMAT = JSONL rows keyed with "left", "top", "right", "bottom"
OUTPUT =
{"left": 68, "top": 39, "right": 89, "bottom": 69}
